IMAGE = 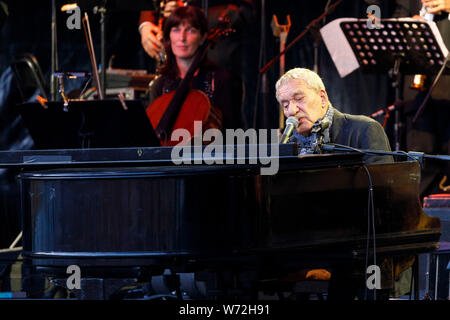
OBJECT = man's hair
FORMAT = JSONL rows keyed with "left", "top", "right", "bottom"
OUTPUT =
{"left": 275, "top": 68, "right": 326, "bottom": 102}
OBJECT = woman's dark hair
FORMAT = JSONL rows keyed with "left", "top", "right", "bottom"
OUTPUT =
{"left": 158, "top": 6, "right": 208, "bottom": 78}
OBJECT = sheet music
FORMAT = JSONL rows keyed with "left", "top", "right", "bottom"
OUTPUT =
{"left": 320, "top": 18, "right": 360, "bottom": 78}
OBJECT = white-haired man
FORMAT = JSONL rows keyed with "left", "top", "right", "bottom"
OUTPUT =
{"left": 275, "top": 67, "right": 399, "bottom": 300}
{"left": 276, "top": 67, "right": 392, "bottom": 164}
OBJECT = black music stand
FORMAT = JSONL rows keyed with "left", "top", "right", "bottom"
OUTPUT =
{"left": 320, "top": 17, "right": 449, "bottom": 150}
{"left": 17, "top": 100, "right": 160, "bottom": 149}
{"left": 321, "top": 18, "right": 449, "bottom": 76}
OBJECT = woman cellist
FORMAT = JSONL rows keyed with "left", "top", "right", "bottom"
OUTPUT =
{"left": 146, "top": 5, "right": 238, "bottom": 146}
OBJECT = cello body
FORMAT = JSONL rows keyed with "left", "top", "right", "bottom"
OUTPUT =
{"left": 146, "top": 89, "right": 221, "bottom": 146}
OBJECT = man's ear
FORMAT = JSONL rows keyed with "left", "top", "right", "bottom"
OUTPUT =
{"left": 320, "top": 90, "right": 329, "bottom": 108}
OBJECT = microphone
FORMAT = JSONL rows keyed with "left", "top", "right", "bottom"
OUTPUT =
{"left": 280, "top": 116, "right": 299, "bottom": 144}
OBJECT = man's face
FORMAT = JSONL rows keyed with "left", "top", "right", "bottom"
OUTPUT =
{"left": 277, "top": 78, "right": 328, "bottom": 136}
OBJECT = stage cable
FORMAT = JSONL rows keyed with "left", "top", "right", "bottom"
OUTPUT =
{"left": 362, "top": 165, "right": 376, "bottom": 301}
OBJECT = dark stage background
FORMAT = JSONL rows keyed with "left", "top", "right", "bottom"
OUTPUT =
{"left": 0, "top": 0, "right": 446, "bottom": 250}
{"left": 0, "top": 0, "right": 398, "bottom": 134}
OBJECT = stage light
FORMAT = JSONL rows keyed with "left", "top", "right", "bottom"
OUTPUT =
{"left": 61, "top": 3, "right": 78, "bottom": 12}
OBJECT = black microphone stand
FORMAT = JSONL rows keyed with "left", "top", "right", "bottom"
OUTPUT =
{"left": 309, "top": 119, "right": 329, "bottom": 154}
{"left": 412, "top": 50, "right": 450, "bottom": 124}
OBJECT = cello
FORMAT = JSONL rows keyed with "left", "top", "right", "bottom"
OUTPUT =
{"left": 146, "top": 25, "right": 232, "bottom": 146}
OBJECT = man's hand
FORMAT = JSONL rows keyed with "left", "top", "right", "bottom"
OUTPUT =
{"left": 163, "top": 1, "right": 180, "bottom": 18}
{"left": 412, "top": 14, "right": 426, "bottom": 20}
{"left": 140, "top": 22, "right": 163, "bottom": 60}
{"left": 422, "top": 0, "right": 450, "bottom": 14}
{"left": 139, "top": 1, "right": 181, "bottom": 60}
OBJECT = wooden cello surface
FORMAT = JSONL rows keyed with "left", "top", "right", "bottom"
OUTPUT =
{"left": 146, "top": 89, "right": 221, "bottom": 146}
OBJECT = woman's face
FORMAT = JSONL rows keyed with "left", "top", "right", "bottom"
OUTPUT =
{"left": 169, "top": 21, "right": 205, "bottom": 60}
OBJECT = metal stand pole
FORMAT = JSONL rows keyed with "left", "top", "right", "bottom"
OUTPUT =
{"left": 96, "top": 2, "right": 107, "bottom": 99}
{"left": 389, "top": 55, "right": 404, "bottom": 151}
{"left": 50, "top": 0, "right": 58, "bottom": 101}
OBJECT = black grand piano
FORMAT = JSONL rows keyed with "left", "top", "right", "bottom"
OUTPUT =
{"left": 0, "top": 100, "right": 440, "bottom": 300}
{"left": 0, "top": 143, "right": 441, "bottom": 300}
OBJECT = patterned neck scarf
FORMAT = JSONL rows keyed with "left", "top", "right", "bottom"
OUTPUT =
{"left": 293, "top": 105, "right": 334, "bottom": 154}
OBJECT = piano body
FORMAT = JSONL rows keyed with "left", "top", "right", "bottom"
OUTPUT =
{"left": 0, "top": 144, "right": 441, "bottom": 299}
